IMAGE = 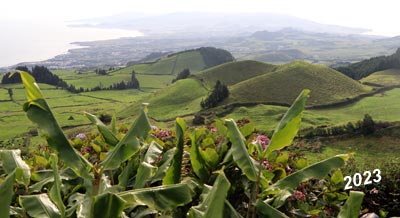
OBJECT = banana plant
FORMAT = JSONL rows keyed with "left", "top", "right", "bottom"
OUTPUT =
{"left": 0, "top": 72, "right": 367, "bottom": 217}
{"left": 0, "top": 71, "right": 195, "bottom": 218}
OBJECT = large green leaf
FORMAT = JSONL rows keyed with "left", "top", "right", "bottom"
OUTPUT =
{"left": 255, "top": 199, "right": 289, "bottom": 218}
{"left": 19, "top": 71, "right": 92, "bottom": 179}
{"left": 268, "top": 154, "right": 348, "bottom": 191}
{"left": 20, "top": 194, "right": 61, "bottom": 218}
{"left": 117, "top": 183, "right": 193, "bottom": 211}
{"left": 0, "top": 169, "right": 16, "bottom": 218}
{"left": 188, "top": 170, "right": 231, "bottom": 218}
{"left": 224, "top": 201, "right": 243, "bottom": 218}
{"left": 49, "top": 154, "right": 65, "bottom": 217}
{"left": 163, "top": 118, "right": 186, "bottom": 185}
{"left": 338, "top": 191, "right": 365, "bottom": 218}
{"left": 266, "top": 154, "right": 349, "bottom": 207}
{"left": 264, "top": 89, "right": 310, "bottom": 157}
{"left": 85, "top": 112, "right": 119, "bottom": 147}
{"left": 226, "top": 119, "right": 258, "bottom": 181}
{"left": 0, "top": 149, "right": 30, "bottom": 186}
{"left": 118, "top": 153, "right": 140, "bottom": 190}
{"left": 135, "top": 162, "right": 157, "bottom": 189}
{"left": 135, "top": 141, "right": 163, "bottom": 188}
{"left": 93, "top": 192, "right": 125, "bottom": 218}
{"left": 101, "top": 108, "right": 151, "bottom": 170}
{"left": 151, "top": 148, "right": 175, "bottom": 183}
{"left": 189, "top": 134, "right": 210, "bottom": 182}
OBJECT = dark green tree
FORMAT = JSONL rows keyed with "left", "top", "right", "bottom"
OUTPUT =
{"left": 360, "top": 114, "right": 375, "bottom": 135}
{"left": 172, "top": 68, "right": 190, "bottom": 83}
{"left": 7, "top": 88, "right": 13, "bottom": 101}
{"left": 200, "top": 80, "right": 229, "bottom": 109}
{"left": 129, "top": 70, "right": 140, "bottom": 89}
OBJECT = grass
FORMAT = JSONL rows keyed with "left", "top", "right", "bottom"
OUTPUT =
{"left": 301, "top": 132, "right": 400, "bottom": 175}
{"left": 360, "top": 68, "right": 400, "bottom": 86}
{"left": 228, "top": 61, "right": 371, "bottom": 105}
{"left": 194, "top": 60, "right": 277, "bottom": 87}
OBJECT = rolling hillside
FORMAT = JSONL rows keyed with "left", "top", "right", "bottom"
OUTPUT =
{"left": 360, "top": 68, "right": 400, "bottom": 86}
{"left": 121, "top": 47, "right": 234, "bottom": 75}
{"left": 120, "top": 78, "right": 208, "bottom": 120}
{"left": 228, "top": 61, "right": 370, "bottom": 106}
{"left": 194, "top": 60, "right": 277, "bottom": 87}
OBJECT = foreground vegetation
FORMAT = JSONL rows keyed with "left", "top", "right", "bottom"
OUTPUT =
{"left": 0, "top": 72, "right": 368, "bottom": 217}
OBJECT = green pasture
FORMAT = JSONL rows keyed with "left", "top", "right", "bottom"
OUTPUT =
{"left": 360, "top": 68, "right": 400, "bottom": 86}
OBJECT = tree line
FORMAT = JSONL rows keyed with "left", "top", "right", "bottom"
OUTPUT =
{"left": 303, "top": 114, "right": 390, "bottom": 138}
{"left": 335, "top": 48, "right": 400, "bottom": 80}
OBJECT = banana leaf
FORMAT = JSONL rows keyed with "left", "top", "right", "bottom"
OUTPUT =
{"left": 93, "top": 192, "right": 125, "bottom": 218}
{"left": 226, "top": 119, "right": 258, "bottom": 181}
{"left": 19, "top": 71, "right": 92, "bottom": 179}
{"left": 163, "top": 118, "right": 186, "bottom": 185}
{"left": 49, "top": 154, "right": 65, "bottom": 217}
{"left": 337, "top": 191, "right": 365, "bottom": 218}
{"left": 101, "top": 107, "right": 151, "bottom": 170}
{"left": 117, "top": 183, "right": 193, "bottom": 211}
{"left": 264, "top": 89, "right": 310, "bottom": 157}
{"left": 266, "top": 154, "right": 349, "bottom": 207}
{"left": 20, "top": 194, "right": 61, "bottom": 218}
{"left": 255, "top": 199, "right": 289, "bottom": 218}
{"left": 0, "top": 149, "right": 31, "bottom": 186}
{"left": 85, "top": 112, "right": 119, "bottom": 147}
{"left": 0, "top": 169, "right": 17, "bottom": 218}
{"left": 188, "top": 170, "right": 231, "bottom": 218}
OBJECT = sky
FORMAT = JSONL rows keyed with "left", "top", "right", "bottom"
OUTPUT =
{"left": 1, "top": 0, "right": 400, "bottom": 36}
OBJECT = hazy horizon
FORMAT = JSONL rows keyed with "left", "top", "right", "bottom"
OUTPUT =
{"left": 2, "top": 0, "right": 400, "bottom": 67}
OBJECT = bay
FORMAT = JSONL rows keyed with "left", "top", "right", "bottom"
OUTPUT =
{"left": 0, "top": 20, "right": 142, "bottom": 68}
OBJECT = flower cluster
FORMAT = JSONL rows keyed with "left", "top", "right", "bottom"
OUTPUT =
{"left": 75, "top": 133, "right": 87, "bottom": 140}
{"left": 251, "top": 134, "right": 270, "bottom": 150}
{"left": 261, "top": 159, "right": 273, "bottom": 171}
{"left": 157, "top": 130, "right": 171, "bottom": 138}
{"left": 292, "top": 190, "right": 306, "bottom": 202}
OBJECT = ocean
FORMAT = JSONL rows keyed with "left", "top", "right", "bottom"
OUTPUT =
{"left": 0, "top": 20, "right": 142, "bottom": 68}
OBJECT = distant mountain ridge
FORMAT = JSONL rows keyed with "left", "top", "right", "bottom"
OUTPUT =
{"left": 72, "top": 12, "right": 369, "bottom": 36}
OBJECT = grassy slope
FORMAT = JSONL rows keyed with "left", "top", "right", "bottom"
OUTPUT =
{"left": 360, "top": 68, "right": 400, "bottom": 86}
{"left": 225, "top": 88, "right": 400, "bottom": 132}
{"left": 132, "top": 50, "right": 206, "bottom": 75}
{"left": 229, "top": 61, "right": 370, "bottom": 105}
{"left": 194, "top": 60, "right": 277, "bottom": 87}
{"left": 120, "top": 78, "right": 208, "bottom": 120}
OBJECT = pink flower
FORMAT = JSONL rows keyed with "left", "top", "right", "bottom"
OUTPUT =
{"left": 293, "top": 191, "right": 306, "bottom": 202}
{"left": 261, "top": 159, "right": 273, "bottom": 171}
{"left": 75, "top": 133, "right": 86, "bottom": 140}
{"left": 209, "top": 127, "right": 217, "bottom": 133}
{"left": 157, "top": 130, "right": 171, "bottom": 138}
{"left": 252, "top": 134, "right": 270, "bottom": 150}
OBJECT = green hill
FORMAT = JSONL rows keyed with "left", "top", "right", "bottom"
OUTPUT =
{"left": 195, "top": 60, "right": 277, "bottom": 87}
{"left": 120, "top": 78, "right": 208, "bottom": 120}
{"left": 228, "top": 61, "right": 370, "bottom": 106}
{"left": 122, "top": 47, "right": 234, "bottom": 75}
{"left": 360, "top": 68, "right": 400, "bottom": 86}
